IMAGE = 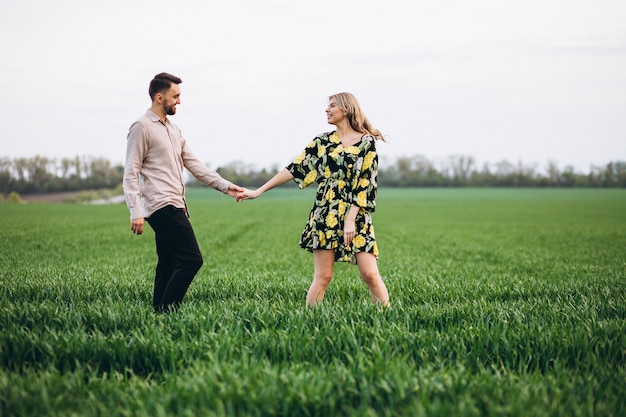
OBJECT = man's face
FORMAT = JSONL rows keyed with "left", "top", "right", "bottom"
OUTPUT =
{"left": 161, "top": 84, "right": 181, "bottom": 116}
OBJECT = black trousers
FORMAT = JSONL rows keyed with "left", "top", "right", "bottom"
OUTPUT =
{"left": 146, "top": 205, "right": 203, "bottom": 312}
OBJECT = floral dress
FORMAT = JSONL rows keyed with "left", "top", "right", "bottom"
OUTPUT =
{"left": 286, "top": 131, "right": 379, "bottom": 264}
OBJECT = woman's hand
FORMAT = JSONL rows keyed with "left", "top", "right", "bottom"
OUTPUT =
{"left": 343, "top": 205, "right": 360, "bottom": 246}
{"left": 343, "top": 219, "right": 356, "bottom": 246}
{"left": 236, "top": 188, "right": 261, "bottom": 202}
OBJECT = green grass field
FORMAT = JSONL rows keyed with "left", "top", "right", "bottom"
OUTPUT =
{"left": 1, "top": 188, "right": 625, "bottom": 416}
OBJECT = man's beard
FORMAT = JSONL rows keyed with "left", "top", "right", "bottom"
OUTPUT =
{"left": 164, "top": 104, "right": 176, "bottom": 115}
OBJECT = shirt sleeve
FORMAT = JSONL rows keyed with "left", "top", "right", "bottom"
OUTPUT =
{"left": 286, "top": 137, "right": 324, "bottom": 189}
{"left": 350, "top": 137, "right": 378, "bottom": 212}
{"left": 123, "top": 121, "right": 146, "bottom": 220}
{"left": 181, "top": 136, "right": 233, "bottom": 194}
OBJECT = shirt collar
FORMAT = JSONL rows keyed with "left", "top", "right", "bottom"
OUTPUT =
{"left": 146, "top": 108, "right": 167, "bottom": 125}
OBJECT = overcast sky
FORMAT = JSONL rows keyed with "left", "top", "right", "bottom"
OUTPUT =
{"left": 1, "top": 0, "right": 624, "bottom": 173}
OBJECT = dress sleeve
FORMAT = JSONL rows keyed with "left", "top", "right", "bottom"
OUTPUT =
{"left": 350, "top": 137, "right": 378, "bottom": 212}
{"left": 286, "top": 137, "right": 325, "bottom": 189}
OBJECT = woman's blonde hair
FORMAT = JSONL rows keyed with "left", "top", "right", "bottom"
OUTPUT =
{"left": 329, "top": 92, "right": 385, "bottom": 141}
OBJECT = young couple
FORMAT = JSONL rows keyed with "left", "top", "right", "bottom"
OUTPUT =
{"left": 123, "top": 72, "right": 389, "bottom": 313}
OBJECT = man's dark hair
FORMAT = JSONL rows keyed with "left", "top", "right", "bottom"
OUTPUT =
{"left": 149, "top": 72, "right": 182, "bottom": 100}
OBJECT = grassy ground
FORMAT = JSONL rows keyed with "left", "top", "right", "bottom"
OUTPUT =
{"left": 1, "top": 188, "right": 625, "bottom": 416}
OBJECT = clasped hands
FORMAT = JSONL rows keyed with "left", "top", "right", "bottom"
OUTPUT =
{"left": 226, "top": 185, "right": 258, "bottom": 202}
{"left": 233, "top": 187, "right": 260, "bottom": 203}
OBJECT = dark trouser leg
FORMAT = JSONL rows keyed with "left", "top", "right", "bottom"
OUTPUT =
{"left": 146, "top": 205, "right": 204, "bottom": 312}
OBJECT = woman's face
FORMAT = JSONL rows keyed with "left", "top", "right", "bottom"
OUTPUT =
{"left": 325, "top": 98, "right": 346, "bottom": 126}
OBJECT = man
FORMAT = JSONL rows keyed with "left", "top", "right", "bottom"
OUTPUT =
{"left": 123, "top": 72, "right": 243, "bottom": 313}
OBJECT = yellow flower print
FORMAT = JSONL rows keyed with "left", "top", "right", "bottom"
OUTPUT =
{"left": 356, "top": 191, "right": 367, "bottom": 207}
{"left": 362, "top": 151, "right": 376, "bottom": 171}
{"left": 294, "top": 150, "right": 305, "bottom": 164}
{"left": 317, "top": 146, "right": 326, "bottom": 157}
{"left": 329, "top": 133, "right": 340, "bottom": 143}
{"left": 345, "top": 146, "right": 360, "bottom": 155}
{"left": 324, "top": 166, "right": 331, "bottom": 178}
{"left": 304, "top": 170, "right": 317, "bottom": 185}
{"left": 352, "top": 235, "right": 366, "bottom": 249}
{"left": 329, "top": 149, "right": 340, "bottom": 160}
{"left": 325, "top": 213, "right": 338, "bottom": 228}
{"left": 358, "top": 178, "right": 370, "bottom": 188}
{"left": 318, "top": 231, "right": 326, "bottom": 246}
{"left": 325, "top": 188, "right": 335, "bottom": 202}
{"left": 337, "top": 180, "right": 346, "bottom": 190}
{"left": 338, "top": 201, "right": 348, "bottom": 216}
{"left": 326, "top": 230, "right": 334, "bottom": 239}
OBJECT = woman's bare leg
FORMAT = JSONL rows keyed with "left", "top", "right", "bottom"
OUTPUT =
{"left": 355, "top": 252, "right": 390, "bottom": 306}
{"left": 306, "top": 250, "right": 335, "bottom": 307}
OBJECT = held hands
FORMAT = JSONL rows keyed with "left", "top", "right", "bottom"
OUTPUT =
{"left": 236, "top": 188, "right": 261, "bottom": 202}
{"left": 227, "top": 184, "right": 245, "bottom": 198}
{"left": 228, "top": 184, "right": 261, "bottom": 202}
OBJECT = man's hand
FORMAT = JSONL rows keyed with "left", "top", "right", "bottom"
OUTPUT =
{"left": 227, "top": 184, "right": 245, "bottom": 198}
{"left": 131, "top": 218, "right": 144, "bottom": 235}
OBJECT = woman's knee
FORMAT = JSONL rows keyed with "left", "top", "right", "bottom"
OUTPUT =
{"left": 313, "top": 250, "right": 335, "bottom": 285}
{"left": 356, "top": 254, "right": 380, "bottom": 284}
{"left": 360, "top": 270, "right": 381, "bottom": 287}
{"left": 314, "top": 271, "right": 333, "bottom": 286}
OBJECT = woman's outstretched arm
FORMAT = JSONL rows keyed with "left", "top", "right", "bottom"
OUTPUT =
{"left": 236, "top": 168, "right": 294, "bottom": 201}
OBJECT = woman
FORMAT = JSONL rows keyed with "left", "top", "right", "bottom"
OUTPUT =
{"left": 237, "top": 92, "right": 389, "bottom": 307}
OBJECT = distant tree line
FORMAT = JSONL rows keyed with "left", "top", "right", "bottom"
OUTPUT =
{"left": 0, "top": 156, "right": 123, "bottom": 195}
{"left": 1, "top": 155, "right": 625, "bottom": 196}
{"left": 202, "top": 156, "right": 626, "bottom": 188}
{"left": 377, "top": 155, "right": 626, "bottom": 188}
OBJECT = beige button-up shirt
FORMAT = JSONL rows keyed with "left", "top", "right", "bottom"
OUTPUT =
{"left": 123, "top": 109, "right": 232, "bottom": 220}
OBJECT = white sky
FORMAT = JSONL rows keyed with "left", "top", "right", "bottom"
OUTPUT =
{"left": 1, "top": 0, "right": 625, "bottom": 173}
